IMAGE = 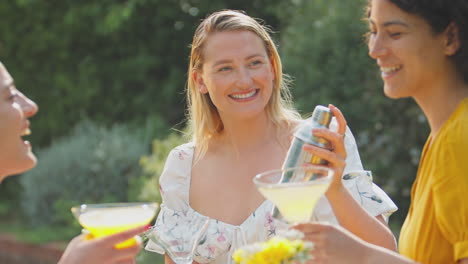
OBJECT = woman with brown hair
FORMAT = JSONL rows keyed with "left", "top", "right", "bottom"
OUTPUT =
{"left": 0, "top": 61, "right": 146, "bottom": 264}
{"left": 295, "top": 0, "right": 468, "bottom": 263}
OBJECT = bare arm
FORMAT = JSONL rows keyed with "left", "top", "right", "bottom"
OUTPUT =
{"left": 294, "top": 222, "right": 415, "bottom": 264}
{"left": 304, "top": 104, "right": 396, "bottom": 250}
{"left": 363, "top": 242, "right": 417, "bottom": 264}
{"left": 326, "top": 185, "right": 397, "bottom": 250}
{"left": 459, "top": 258, "right": 468, "bottom": 264}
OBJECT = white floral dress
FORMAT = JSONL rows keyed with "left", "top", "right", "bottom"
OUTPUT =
{"left": 146, "top": 121, "right": 397, "bottom": 264}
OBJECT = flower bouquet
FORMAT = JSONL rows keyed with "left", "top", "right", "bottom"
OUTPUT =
{"left": 232, "top": 230, "right": 313, "bottom": 264}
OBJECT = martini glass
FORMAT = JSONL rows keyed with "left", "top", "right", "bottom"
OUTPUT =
{"left": 71, "top": 202, "right": 159, "bottom": 249}
{"left": 254, "top": 166, "right": 333, "bottom": 224}
{"left": 147, "top": 205, "right": 210, "bottom": 264}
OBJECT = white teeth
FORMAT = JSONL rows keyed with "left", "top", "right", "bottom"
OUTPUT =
{"left": 21, "top": 128, "right": 31, "bottom": 136}
{"left": 230, "top": 90, "right": 257, "bottom": 99}
{"left": 381, "top": 65, "right": 402, "bottom": 73}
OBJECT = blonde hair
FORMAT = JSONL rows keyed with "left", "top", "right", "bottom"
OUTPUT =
{"left": 187, "top": 10, "right": 301, "bottom": 157}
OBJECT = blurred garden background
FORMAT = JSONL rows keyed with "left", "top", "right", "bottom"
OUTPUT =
{"left": 0, "top": 0, "right": 428, "bottom": 263}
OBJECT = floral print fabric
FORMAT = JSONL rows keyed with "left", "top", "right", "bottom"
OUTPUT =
{"left": 146, "top": 121, "right": 397, "bottom": 264}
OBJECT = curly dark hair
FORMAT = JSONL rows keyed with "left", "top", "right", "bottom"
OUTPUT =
{"left": 366, "top": 0, "right": 468, "bottom": 83}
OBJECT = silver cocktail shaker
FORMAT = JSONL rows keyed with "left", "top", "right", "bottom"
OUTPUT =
{"left": 281, "top": 105, "right": 333, "bottom": 182}
{"left": 272, "top": 105, "right": 333, "bottom": 219}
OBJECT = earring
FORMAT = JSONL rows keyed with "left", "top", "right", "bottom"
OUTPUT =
{"left": 199, "top": 86, "right": 208, "bottom": 94}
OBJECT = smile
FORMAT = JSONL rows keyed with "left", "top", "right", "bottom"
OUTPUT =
{"left": 229, "top": 89, "right": 258, "bottom": 100}
{"left": 380, "top": 65, "right": 402, "bottom": 74}
{"left": 21, "top": 128, "right": 31, "bottom": 136}
{"left": 20, "top": 127, "right": 32, "bottom": 149}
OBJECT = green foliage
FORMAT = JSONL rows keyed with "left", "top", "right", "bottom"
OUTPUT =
{"left": 0, "top": 0, "right": 430, "bottom": 243}
{"left": 276, "top": 0, "right": 429, "bottom": 230}
{"left": 0, "top": 0, "right": 285, "bottom": 247}
{"left": 0, "top": 177, "right": 22, "bottom": 218}
{"left": 0, "top": 218, "right": 75, "bottom": 244}
{"left": 20, "top": 120, "right": 148, "bottom": 228}
{"left": 134, "top": 132, "right": 187, "bottom": 203}
{"left": 0, "top": 0, "right": 283, "bottom": 149}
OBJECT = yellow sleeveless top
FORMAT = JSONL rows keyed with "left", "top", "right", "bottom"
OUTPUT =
{"left": 399, "top": 98, "right": 468, "bottom": 263}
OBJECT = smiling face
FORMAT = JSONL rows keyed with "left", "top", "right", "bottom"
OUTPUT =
{"left": 193, "top": 30, "right": 275, "bottom": 121}
{"left": 367, "top": 0, "right": 453, "bottom": 99}
{"left": 0, "top": 63, "right": 38, "bottom": 181}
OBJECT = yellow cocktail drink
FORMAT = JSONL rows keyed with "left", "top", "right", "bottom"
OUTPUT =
{"left": 254, "top": 166, "right": 333, "bottom": 225}
{"left": 72, "top": 203, "right": 158, "bottom": 249}
{"left": 258, "top": 181, "right": 330, "bottom": 223}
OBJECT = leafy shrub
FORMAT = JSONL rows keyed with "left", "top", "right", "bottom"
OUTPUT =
{"left": 0, "top": 0, "right": 284, "bottom": 149}
{"left": 0, "top": 177, "right": 22, "bottom": 218}
{"left": 20, "top": 120, "right": 148, "bottom": 228}
{"left": 134, "top": 132, "right": 187, "bottom": 203}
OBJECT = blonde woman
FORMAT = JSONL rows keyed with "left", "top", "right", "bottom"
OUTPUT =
{"left": 146, "top": 10, "right": 397, "bottom": 264}
{"left": 0, "top": 61, "right": 145, "bottom": 264}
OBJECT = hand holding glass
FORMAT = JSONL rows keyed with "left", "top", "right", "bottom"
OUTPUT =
{"left": 254, "top": 166, "right": 333, "bottom": 224}
{"left": 71, "top": 202, "right": 159, "bottom": 249}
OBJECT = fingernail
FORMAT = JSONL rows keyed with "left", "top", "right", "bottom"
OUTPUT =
{"left": 145, "top": 224, "right": 152, "bottom": 230}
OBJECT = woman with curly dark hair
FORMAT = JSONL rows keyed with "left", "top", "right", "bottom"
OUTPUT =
{"left": 294, "top": 0, "right": 468, "bottom": 263}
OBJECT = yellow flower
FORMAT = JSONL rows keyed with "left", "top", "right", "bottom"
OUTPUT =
{"left": 233, "top": 235, "right": 312, "bottom": 264}
{"left": 261, "top": 237, "right": 296, "bottom": 261}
